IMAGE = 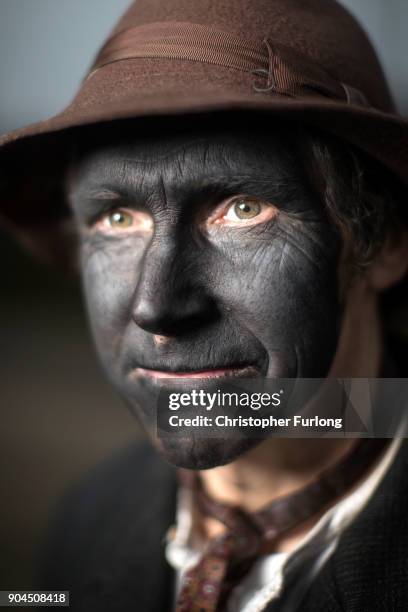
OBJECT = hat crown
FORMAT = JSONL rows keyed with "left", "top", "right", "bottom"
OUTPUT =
{"left": 105, "top": 0, "right": 393, "bottom": 112}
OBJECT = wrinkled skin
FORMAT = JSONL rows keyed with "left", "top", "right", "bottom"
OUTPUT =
{"left": 69, "top": 125, "right": 342, "bottom": 469}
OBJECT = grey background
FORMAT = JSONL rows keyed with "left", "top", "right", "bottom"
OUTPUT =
{"left": 0, "top": 0, "right": 407, "bottom": 592}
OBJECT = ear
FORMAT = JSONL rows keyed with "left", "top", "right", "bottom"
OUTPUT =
{"left": 366, "top": 230, "right": 408, "bottom": 291}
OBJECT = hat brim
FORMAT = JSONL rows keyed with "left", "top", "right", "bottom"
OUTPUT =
{"left": 1, "top": 86, "right": 407, "bottom": 264}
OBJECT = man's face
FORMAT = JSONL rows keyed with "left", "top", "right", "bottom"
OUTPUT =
{"left": 69, "top": 125, "right": 342, "bottom": 469}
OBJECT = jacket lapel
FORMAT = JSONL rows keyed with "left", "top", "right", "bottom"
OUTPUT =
{"left": 64, "top": 443, "right": 178, "bottom": 612}
{"left": 298, "top": 439, "right": 408, "bottom": 611}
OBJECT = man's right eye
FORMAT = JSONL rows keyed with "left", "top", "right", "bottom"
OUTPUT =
{"left": 106, "top": 209, "right": 134, "bottom": 228}
{"left": 92, "top": 208, "right": 154, "bottom": 234}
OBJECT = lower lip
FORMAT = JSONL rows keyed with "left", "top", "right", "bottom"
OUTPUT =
{"left": 131, "top": 365, "right": 259, "bottom": 380}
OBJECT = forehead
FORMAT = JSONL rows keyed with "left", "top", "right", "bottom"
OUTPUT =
{"left": 71, "top": 124, "right": 303, "bottom": 189}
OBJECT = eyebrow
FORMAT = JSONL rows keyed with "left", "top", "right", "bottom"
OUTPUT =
{"left": 73, "top": 171, "right": 300, "bottom": 194}
{"left": 78, "top": 188, "right": 123, "bottom": 200}
{"left": 68, "top": 162, "right": 309, "bottom": 222}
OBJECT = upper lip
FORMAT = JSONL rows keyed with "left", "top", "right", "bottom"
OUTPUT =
{"left": 130, "top": 363, "right": 259, "bottom": 374}
{"left": 137, "top": 362, "right": 251, "bottom": 372}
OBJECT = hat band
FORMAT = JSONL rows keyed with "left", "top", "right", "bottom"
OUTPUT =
{"left": 88, "top": 21, "right": 369, "bottom": 107}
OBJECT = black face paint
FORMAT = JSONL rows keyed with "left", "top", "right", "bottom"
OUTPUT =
{"left": 69, "top": 126, "right": 342, "bottom": 469}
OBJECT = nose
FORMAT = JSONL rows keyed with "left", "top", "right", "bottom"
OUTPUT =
{"left": 131, "top": 241, "right": 219, "bottom": 336}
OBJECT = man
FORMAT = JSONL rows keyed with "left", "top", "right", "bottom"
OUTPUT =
{"left": 1, "top": 0, "right": 408, "bottom": 610}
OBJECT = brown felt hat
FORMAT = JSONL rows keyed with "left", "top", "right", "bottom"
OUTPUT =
{"left": 1, "top": 0, "right": 407, "bottom": 263}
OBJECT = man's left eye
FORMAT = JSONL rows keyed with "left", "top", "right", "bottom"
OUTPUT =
{"left": 225, "top": 199, "right": 262, "bottom": 221}
{"left": 208, "top": 196, "right": 278, "bottom": 227}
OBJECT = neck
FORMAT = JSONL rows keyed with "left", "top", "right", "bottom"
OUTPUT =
{"left": 199, "top": 279, "right": 383, "bottom": 547}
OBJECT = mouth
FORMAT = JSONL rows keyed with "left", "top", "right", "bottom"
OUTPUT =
{"left": 130, "top": 364, "right": 260, "bottom": 380}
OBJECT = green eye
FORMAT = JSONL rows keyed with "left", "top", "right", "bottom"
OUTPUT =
{"left": 230, "top": 199, "right": 262, "bottom": 220}
{"left": 107, "top": 210, "right": 133, "bottom": 228}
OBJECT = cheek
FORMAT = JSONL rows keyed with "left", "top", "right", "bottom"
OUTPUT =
{"left": 80, "top": 237, "right": 144, "bottom": 361}
{"left": 208, "top": 220, "right": 342, "bottom": 376}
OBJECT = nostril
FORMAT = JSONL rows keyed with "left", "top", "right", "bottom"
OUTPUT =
{"left": 131, "top": 294, "right": 219, "bottom": 336}
{"left": 153, "top": 334, "right": 172, "bottom": 346}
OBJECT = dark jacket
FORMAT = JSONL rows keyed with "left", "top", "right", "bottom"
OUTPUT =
{"left": 42, "top": 436, "right": 408, "bottom": 612}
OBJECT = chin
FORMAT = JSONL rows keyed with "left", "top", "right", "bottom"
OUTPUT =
{"left": 153, "top": 435, "right": 262, "bottom": 470}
